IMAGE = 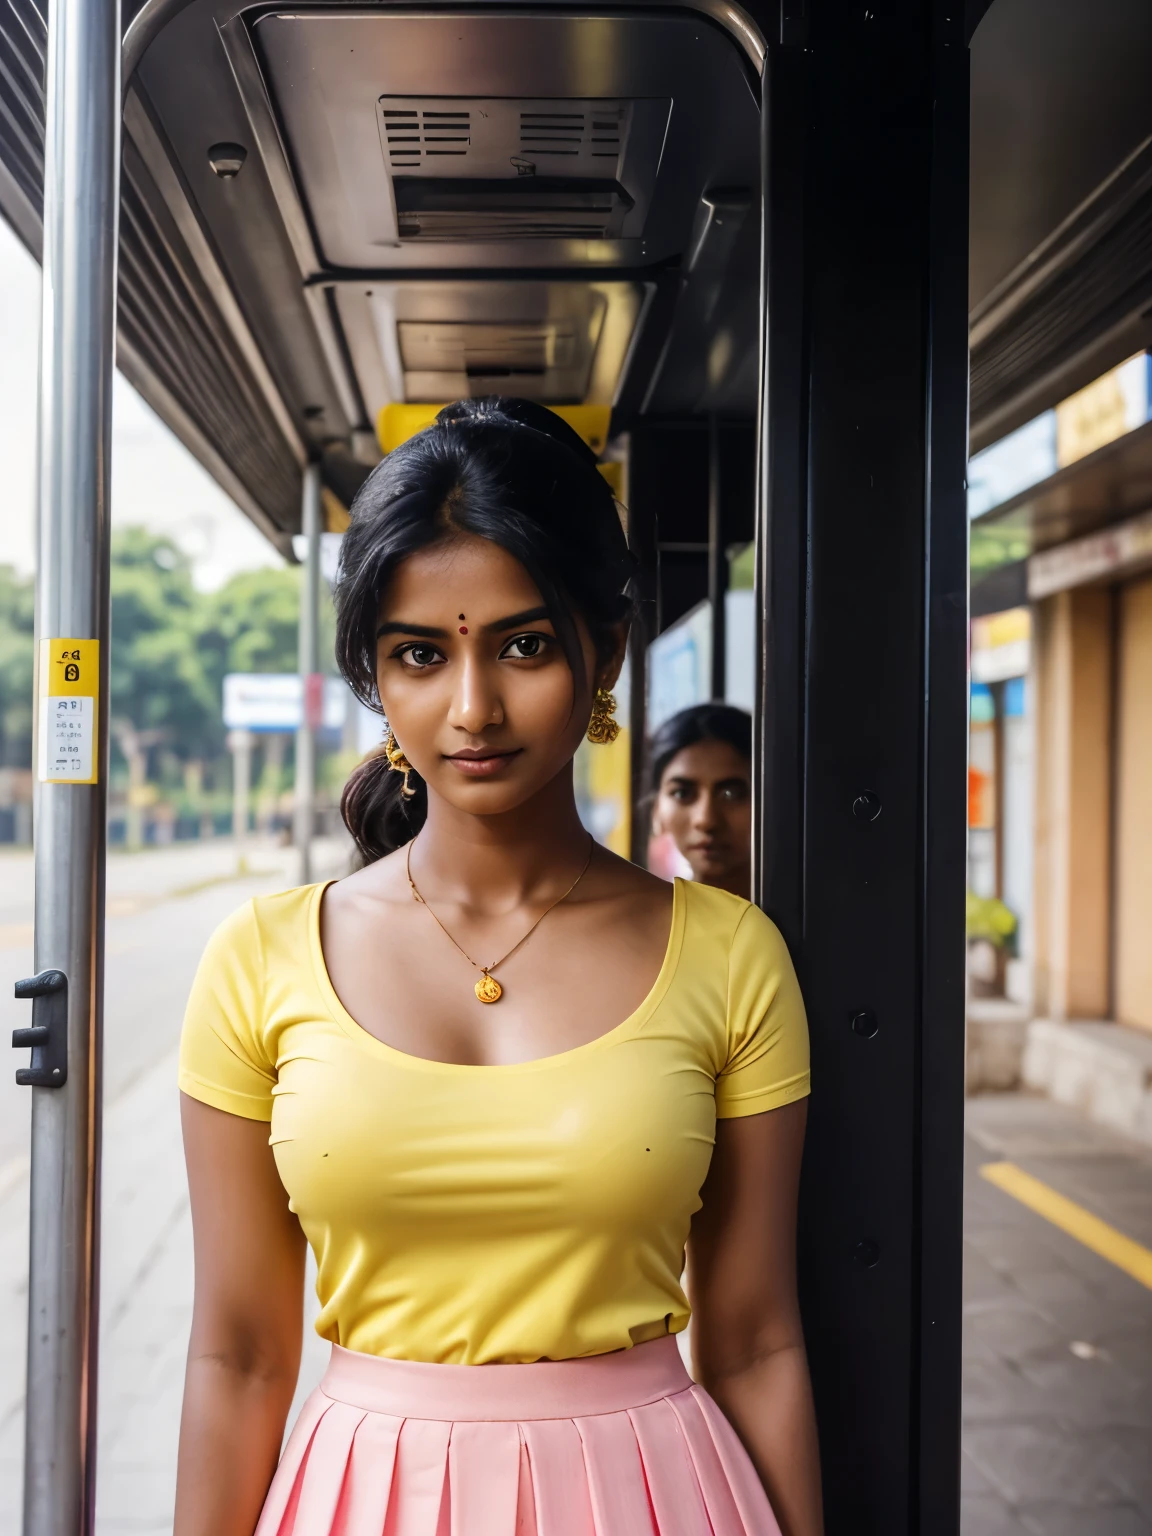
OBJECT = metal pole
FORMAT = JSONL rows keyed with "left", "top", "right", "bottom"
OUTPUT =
{"left": 22, "top": 0, "right": 119, "bottom": 1531}
{"left": 228, "top": 728, "right": 252, "bottom": 845}
{"left": 706, "top": 414, "right": 726, "bottom": 701}
{"left": 294, "top": 463, "right": 321, "bottom": 883}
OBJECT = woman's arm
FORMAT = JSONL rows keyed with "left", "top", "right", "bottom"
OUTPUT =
{"left": 174, "top": 1094, "right": 307, "bottom": 1536}
{"left": 687, "top": 1100, "right": 823, "bottom": 1536}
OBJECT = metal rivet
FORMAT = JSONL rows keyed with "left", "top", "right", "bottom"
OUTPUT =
{"left": 208, "top": 143, "right": 247, "bottom": 179}
{"left": 853, "top": 1239, "right": 880, "bottom": 1268}
{"left": 852, "top": 790, "right": 882, "bottom": 822}
{"left": 851, "top": 1010, "right": 878, "bottom": 1039}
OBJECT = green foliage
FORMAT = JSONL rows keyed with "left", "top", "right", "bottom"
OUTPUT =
{"left": 109, "top": 530, "right": 302, "bottom": 772}
{"left": 966, "top": 890, "right": 1018, "bottom": 953}
{"left": 0, "top": 529, "right": 303, "bottom": 780}
{"left": 198, "top": 567, "right": 301, "bottom": 682}
{"left": 109, "top": 529, "right": 217, "bottom": 758}
{"left": 0, "top": 564, "right": 35, "bottom": 767}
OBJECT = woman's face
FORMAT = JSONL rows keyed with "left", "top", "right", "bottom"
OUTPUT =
{"left": 653, "top": 739, "right": 752, "bottom": 890}
{"left": 375, "top": 533, "right": 620, "bottom": 818}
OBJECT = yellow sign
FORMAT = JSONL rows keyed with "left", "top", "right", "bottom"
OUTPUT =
{"left": 1055, "top": 353, "right": 1148, "bottom": 469}
{"left": 37, "top": 638, "right": 99, "bottom": 784}
{"left": 377, "top": 402, "right": 612, "bottom": 457}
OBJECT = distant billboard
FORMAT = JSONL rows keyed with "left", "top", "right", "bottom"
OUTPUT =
{"left": 223, "top": 673, "right": 347, "bottom": 732}
{"left": 968, "top": 352, "right": 1152, "bottom": 521}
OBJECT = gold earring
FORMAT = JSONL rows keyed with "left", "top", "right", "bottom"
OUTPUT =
{"left": 384, "top": 729, "right": 417, "bottom": 798}
{"left": 587, "top": 687, "right": 621, "bottom": 745}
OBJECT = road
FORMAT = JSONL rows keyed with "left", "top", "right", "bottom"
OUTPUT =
{"left": 1, "top": 842, "right": 1149, "bottom": 1534}
{"left": 0, "top": 838, "right": 348, "bottom": 1536}
{"left": 963, "top": 1097, "right": 1152, "bottom": 1534}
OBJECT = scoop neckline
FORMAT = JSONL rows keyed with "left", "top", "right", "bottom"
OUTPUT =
{"left": 308, "top": 873, "right": 687, "bottom": 1075}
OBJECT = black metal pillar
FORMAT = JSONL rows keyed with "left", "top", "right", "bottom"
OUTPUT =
{"left": 754, "top": 3, "right": 969, "bottom": 1532}
{"left": 627, "top": 465, "right": 659, "bottom": 864}
{"left": 707, "top": 415, "right": 727, "bottom": 700}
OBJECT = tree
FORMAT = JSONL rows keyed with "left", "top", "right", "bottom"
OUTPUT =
{"left": 0, "top": 530, "right": 307, "bottom": 793}
{"left": 0, "top": 564, "right": 35, "bottom": 768}
{"left": 108, "top": 528, "right": 219, "bottom": 767}
{"left": 196, "top": 565, "right": 300, "bottom": 699}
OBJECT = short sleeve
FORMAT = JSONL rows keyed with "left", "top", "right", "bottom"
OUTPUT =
{"left": 178, "top": 900, "right": 276, "bottom": 1121}
{"left": 715, "top": 903, "right": 810, "bottom": 1119}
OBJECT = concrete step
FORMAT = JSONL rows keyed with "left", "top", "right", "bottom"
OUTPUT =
{"left": 1022, "top": 1018, "right": 1152, "bottom": 1146}
{"left": 967, "top": 998, "right": 1031, "bottom": 1092}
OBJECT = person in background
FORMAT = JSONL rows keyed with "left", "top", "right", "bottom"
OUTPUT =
{"left": 649, "top": 703, "right": 753, "bottom": 899}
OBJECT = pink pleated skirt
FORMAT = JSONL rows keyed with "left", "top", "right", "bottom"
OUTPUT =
{"left": 256, "top": 1336, "right": 780, "bottom": 1535}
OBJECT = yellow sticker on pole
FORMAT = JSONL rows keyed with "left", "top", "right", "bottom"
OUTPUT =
{"left": 37, "top": 639, "right": 99, "bottom": 784}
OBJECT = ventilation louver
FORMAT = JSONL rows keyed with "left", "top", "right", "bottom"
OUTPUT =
{"left": 519, "top": 110, "right": 623, "bottom": 162}
{"left": 382, "top": 107, "right": 471, "bottom": 170}
{"left": 376, "top": 96, "right": 668, "bottom": 243}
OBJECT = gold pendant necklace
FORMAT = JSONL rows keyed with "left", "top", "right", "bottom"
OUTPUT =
{"left": 405, "top": 835, "right": 594, "bottom": 1004}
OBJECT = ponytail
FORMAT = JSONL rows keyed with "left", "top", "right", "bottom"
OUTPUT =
{"left": 340, "top": 744, "right": 427, "bottom": 865}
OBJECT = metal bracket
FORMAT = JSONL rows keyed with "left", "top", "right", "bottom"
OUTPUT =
{"left": 13, "top": 970, "right": 69, "bottom": 1088}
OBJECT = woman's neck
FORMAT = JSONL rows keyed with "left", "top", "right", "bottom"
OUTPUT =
{"left": 411, "top": 765, "right": 592, "bottom": 909}
{"left": 710, "top": 862, "right": 752, "bottom": 902}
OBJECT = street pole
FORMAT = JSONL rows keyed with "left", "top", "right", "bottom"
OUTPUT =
{"left": 228, "top": 728, "right": 253, "bottom": 847}
{"left": 294, "top": 463, "right": 322, "bottom": 883}
{"left": 17, "top": 0, "right": 119, "bottom": 1531}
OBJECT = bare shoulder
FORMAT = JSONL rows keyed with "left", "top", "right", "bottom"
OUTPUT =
{"left": 582, "top": 845, "right": 675, "bottom": 941}
{"left": 321, "top": 845, "right": 410, "bottom": 919}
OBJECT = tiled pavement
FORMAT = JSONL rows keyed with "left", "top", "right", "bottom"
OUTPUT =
{"left": 963, "top": 1095, "right": 1152, "bottom": 1535}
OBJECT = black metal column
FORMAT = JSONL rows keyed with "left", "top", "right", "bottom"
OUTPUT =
{"left": 707, "top": 415, "right": 727, "bottom": 700}
{"left": 627, "top": 456, "right": 660, "bottom": 864}
{"left": 753, "top": 3, "right": 969, "bottom": 1532}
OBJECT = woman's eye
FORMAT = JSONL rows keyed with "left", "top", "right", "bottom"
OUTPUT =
{"left": 720, "top": 784, "right": 749, "bottom": 803}
{"left": 502, "top": 633, "right": 547, "bottom": 660}
{"left": 398, "top": 643, "right": 443, "bottom": 669}
{"left": 670, "top": 785, "right": 696, "bottom": 803}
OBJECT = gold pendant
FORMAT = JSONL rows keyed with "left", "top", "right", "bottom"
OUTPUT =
{"left": 474, "top": 972, "right": 503, "bottom": 1004}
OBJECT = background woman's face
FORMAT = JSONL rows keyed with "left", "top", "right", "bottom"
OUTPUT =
{"left": 653, "top": 739, "right": 752, "bottom": 887}
{"left": 375, "top": 533, "right": 612, "bottom": 818}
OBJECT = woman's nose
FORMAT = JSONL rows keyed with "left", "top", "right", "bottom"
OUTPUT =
{"left": 692, "top": 791, "right": 721, "bottom": 830}
{"left": 446, "top": 655, "right": 503, "bottom": 734}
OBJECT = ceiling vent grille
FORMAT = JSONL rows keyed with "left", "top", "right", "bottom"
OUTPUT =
{"left": 381, "top": 107, "right": 471, "bottom": 169}
{"left": 518, "top": 110, "right": 623, "bottom": 161}
{"left": 375, "top": 96, "right": 669, "bottom": 242}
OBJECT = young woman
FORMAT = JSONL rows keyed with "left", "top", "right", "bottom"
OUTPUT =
{"left": 649, "top": 704, "right": 753, "bottom": 899}
{"left": 175, "top": 399, "right": 821, "bottom": 1536}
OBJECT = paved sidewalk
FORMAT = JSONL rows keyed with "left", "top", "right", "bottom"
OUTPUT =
{"left": 963, "top": 1094, "right": 1152, "bottom": 1535}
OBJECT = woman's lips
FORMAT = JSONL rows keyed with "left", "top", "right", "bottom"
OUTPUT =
{"left": 444, "top": 749, "right": 522, "bottom": 777}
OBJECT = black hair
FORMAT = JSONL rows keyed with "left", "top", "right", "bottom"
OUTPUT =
{"left": 647, "top": 703, "right": 753, "bottom": 798}
{"left": 335, "top": 397, "right": 635, "bottom": 864}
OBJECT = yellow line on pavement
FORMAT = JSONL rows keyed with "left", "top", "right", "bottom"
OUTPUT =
{"left": 981, "top": 1161, "right": 1152, "bottom": 1292}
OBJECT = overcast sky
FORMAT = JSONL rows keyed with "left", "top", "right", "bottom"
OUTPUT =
{"left": 0, "top": 217, "right": 284, "bottom": 591}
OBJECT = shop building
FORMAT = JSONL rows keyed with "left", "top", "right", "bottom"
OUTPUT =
{"left": 969, "top": 356, "right": 1152, "bottom": 1138}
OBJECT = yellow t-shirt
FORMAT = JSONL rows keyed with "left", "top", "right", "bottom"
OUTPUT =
{"left": 178, "top": 876, "right": 809, "bottom": 1365}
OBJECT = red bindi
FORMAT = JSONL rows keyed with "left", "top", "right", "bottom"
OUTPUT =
{"left": 458, "top": 626, "right": 468, "bottom": 634}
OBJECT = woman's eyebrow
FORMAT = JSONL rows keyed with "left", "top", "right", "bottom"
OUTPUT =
{"left": 483, "top": 606, "right": 551, "bottom": 632}
{"left": 376, "top": 620, "right": 449, "bottom": 639}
